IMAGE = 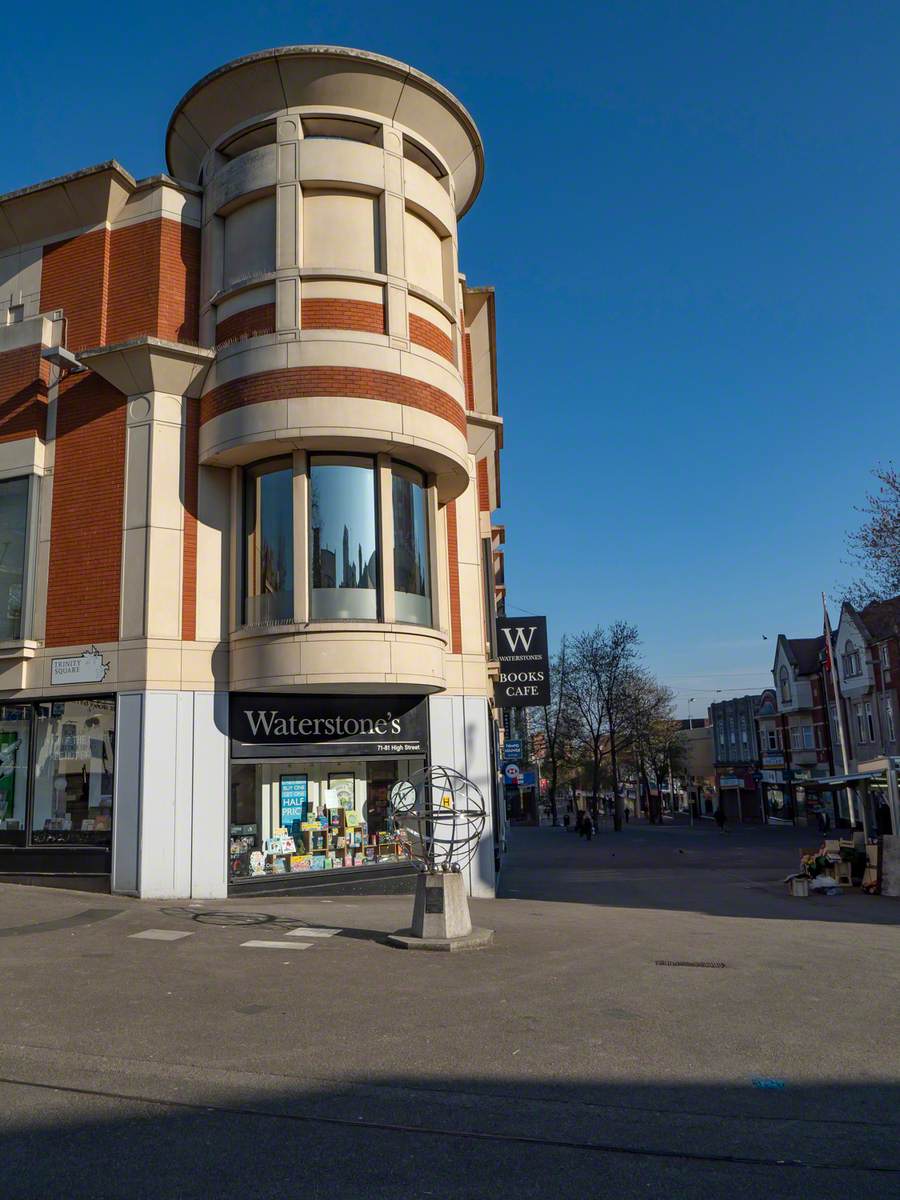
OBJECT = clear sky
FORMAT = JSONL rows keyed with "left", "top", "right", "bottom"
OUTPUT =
{"left": 4, "top": 2, "right": 897, "bottom": 714}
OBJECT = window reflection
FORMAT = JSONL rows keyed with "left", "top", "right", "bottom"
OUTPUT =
{"left": 310, "top": 457, "right": 378, "bottom": 620}
{"left": 0, "top": 476, "right": 29, "bottom": 640}
{"left": 31, "top": 698, "right": 115, "bottom": 845}
{"left": 0, "top": 703, "right": 30, "bottom": 845}
{"left": 392, "top": 464, "right": 431, "bottom": 626}
{"left": 244, "top": 459, "right": 294, "bottom": 624}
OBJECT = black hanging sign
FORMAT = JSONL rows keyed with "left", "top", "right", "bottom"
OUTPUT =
{"left": 495, "top": 616, "right": 551, "bottom": 708}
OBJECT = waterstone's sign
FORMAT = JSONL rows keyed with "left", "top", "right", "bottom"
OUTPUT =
{"left": 229, "top": 693, "right": 429, "bottom": 759}
{"left": 495, "top": 616, "right": 551, "bottom": 708}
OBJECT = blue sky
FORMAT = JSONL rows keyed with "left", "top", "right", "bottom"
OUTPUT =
{"left": 4, "top": 2, "right": 897, "bottom": 713}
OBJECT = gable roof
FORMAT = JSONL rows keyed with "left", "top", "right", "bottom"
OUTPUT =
{"left": 854, "top": 596, "right": 900, "bottom": 641}
{"left": 784, "top": 636, "right": 825, "bottom": 676}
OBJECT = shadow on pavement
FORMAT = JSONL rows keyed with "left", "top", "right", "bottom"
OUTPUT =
{"left": 0, "top": 1074, "right": 897, "bottom": 1199}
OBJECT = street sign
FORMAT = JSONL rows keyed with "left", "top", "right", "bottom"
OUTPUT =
{"left": 504, "top": 739, "right": 523, "bottom": 759}
{"left": 503, "top": 763, "right": 521, "bottom": 782}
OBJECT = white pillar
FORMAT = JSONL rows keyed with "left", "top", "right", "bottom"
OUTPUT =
{"left": 428, "top": 694, "right": 497, "bottom": 898}
{"left": 110, "top": 690, "right": 229, "bottom": 898}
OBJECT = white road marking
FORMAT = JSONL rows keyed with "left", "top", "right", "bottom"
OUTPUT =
{"left": 130, "top": 929, "right": 193, "bottom": 941}
{"left": 285, "top": 927, "right": 341, "bottom": 938}
{"left": 241, "top": 940, "right": 313, "bottom": 950}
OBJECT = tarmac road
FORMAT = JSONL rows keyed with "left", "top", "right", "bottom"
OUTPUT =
{"left": 0, "top": 821, "right": 897, "bottom": 1198}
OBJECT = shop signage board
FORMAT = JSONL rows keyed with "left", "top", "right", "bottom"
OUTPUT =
{"left": 504, "top": 739, "right": 523, "bottom": 759}
{"left": 230, "top": 693, "right": 429, "bottom": 759}
{"left": 495, "top": 616, "right": 551, "bottom": 708}
{"left": 50, "top": 646, "right": 110, "bottom": 686}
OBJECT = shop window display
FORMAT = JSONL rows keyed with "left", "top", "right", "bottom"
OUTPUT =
{"left": 31, "top": 699, "right": 115, "bottom": 844}
{"left": 0, "top": 704, "right": 31, "bottom": 845}
{"left": 229, "top": 758, "right": 419, "bottom": 881}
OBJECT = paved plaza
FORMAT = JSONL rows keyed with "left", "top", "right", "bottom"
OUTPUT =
{"left": 0, "top": 821, "right": 897, "bottom": 1198}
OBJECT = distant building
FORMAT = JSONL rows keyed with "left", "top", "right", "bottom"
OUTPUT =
{"left": 678, "top": 719, "right": 715, "bottom": 814}
{"left": 758, "top": 635, "right": 834, "bottom": 822}
{"left": 709, "top": 694, "right": 764, "bottom": 822}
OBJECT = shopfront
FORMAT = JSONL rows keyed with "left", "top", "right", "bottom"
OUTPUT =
{"left": 228, "top": 692, "right": 428, "bottom": 889}
{"left": 0, "top": 696, "right": 115, "bottom": 883}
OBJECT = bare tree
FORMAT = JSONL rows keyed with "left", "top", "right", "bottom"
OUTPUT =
{"left": 569, "top": 628, "right": 608, "bottom": 820}
{"left": 533, "top": 636, "right": 577, "bottom": 826}
{"left": 623, "top": 671, "right": 672, "bottom": 823}
{"left": 844, "top": 464, "right": 900, "bottom": 604}
{"left": 571, "top": 621, "right": 640, "bottom": 832}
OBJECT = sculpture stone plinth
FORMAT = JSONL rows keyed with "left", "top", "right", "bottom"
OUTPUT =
{"left": 387, "top": 871, "right": 493, "bottom": 951}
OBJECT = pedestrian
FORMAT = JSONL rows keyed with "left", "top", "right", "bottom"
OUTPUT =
{"left": 624, "top": 806, "right": 630, "bottom": 824}
{"left": 575, "top": 810, "right": 584, "bottom": 838}
{"left": 714, "top": 803, "right": 727, "bottom": 833}
{"left": 583, "top": 813, "right": 594, "bottom": 842}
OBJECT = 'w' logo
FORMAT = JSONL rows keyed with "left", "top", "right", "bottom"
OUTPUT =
{"left": 502, "top": 625, "right": 537, "bottom": 653}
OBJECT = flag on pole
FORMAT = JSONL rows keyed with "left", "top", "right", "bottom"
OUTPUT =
{"left": 822, "top": 595, "right": 853, "bottom": 820}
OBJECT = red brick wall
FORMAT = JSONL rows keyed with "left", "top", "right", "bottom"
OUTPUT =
{"left": 446, "top": 499, "right": 462, "bottom": 654}
{"left": 0, "top": 345, "right": 49, "bottom": 443}
{"left": 459, "top": 308, "right": 475, "bottom": 412}
{"left": 302, "top": 298, "right": 385, "bottom": 334}
{"left": 45, "top": 375, "right": 125, "bottom": 646}
{"left": 40, "top": 228, "right": 110, "bottom": 351}
{"left": 158, "top": 220, "right": 200, "bottom": 344}
{"left": 476, "top": 458, "right": 490, "bottom": 512}
{"left": 105, "top": 219, "right": 200, "bottom": 346}
{"left": 201, "top": 367, "right": 466, "bottom": 436}
{"left": 409, "top": 313, "right": 454, "bottom": 363}
{"left": 182, "top": 400, "right": 200, "bottom": 641}
{"left": 215, "top": 303, "right": 276, "bottom": 349}
{"left": 42, "top": 218, "right": 200, "bottom": 351}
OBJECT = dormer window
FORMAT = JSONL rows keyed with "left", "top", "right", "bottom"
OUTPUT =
{"left": 779, "top": 665, "right": 791, "bottom": 704}
{"left": 842, "top": 640, "right": 862, "bottom": 678}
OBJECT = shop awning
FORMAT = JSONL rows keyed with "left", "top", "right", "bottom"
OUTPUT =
{"left": 799, "top": 770, "right": 885, "bottom": 788}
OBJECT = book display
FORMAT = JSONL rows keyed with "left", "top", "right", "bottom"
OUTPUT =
{"left": 229, "top": 804, "right": 407, "bottom": 879}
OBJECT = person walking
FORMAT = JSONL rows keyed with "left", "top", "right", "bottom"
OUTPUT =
{"left": 714, "top": 803, "right": 727, "bottom": 833}
{"left": 575, "top": 810, "right": 585, "bottom": 838}
{"left": 583, "top": 813, "right": 594, "bottom": 842}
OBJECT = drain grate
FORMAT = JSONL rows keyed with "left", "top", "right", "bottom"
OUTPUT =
{"left": 655, "top": 959, "right": 727, "bottom": 968}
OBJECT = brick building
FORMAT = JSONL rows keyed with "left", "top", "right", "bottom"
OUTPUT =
{"left": 0, "top": 46, "right": 506, "bottom": 897}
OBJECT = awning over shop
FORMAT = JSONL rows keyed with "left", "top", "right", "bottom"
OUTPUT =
{"left": 798, "top": 771, "right": 885, "bottom": 788}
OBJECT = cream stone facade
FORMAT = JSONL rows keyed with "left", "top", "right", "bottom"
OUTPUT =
{"left": 0, "top": 47, "right": 506, "bottom": 899}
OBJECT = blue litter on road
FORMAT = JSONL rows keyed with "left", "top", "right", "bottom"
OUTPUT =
{"left": 752, "top": 1078, "right": 786, "bottom": 1089}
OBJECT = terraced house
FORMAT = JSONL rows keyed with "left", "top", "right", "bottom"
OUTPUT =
{"left": 0, "top": 46, "right": 506, "bottom": 899}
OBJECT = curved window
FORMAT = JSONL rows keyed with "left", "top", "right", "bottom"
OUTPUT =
{"left": 310, "top": 456, "right": 378, "bottom": 620}
{"left": 779, "top": 666, "right": 791, "bottom": 703}
{"left": 244, "top": 458, "right": 294, "bottom": 624}
{"left": 392, "top": 464, "right": 431, "bottom": 626}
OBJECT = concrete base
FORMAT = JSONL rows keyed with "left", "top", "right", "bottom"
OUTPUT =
{"left": 387, "top": 870, "right": 494, "bottom": 950}
{"left": 387, "top": 926, "right": 494, "bottom": 951}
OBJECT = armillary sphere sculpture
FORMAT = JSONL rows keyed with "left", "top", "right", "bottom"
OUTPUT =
{"left": 386, "top": 766, "right": 493, "bottom": 951}
{"left": 389, "top": 765, "right": 486, "bottom": 872}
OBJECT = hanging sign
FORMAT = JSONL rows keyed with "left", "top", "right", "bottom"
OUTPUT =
{"left": 495, "top": 616, "right": 551, "bottom": 708}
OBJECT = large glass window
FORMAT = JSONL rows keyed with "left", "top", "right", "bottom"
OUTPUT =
{"left": 392, "top": 464, "right": 431, "bottom": 626}
{"left": 0, "top": 704, "right": 31, "bottom": 845}
{"left": 309, "top": 456, "right": 378, "bottom": 620}
{"left": 244, "top": 459, "right": 294, "bottom": 625}
{"left": 0, "top": 476, "right": 29, "bottom": 640}
{"left": 31, "top": 698, "right": 115, "bottom": 845}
